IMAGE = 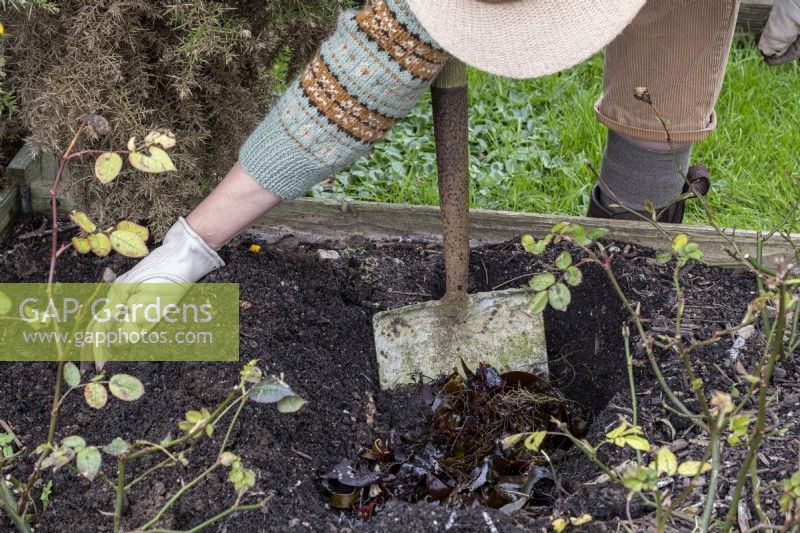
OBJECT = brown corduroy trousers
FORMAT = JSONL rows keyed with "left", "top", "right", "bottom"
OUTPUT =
{"left": 596, "top": 0, "right": 741, "bottom": 143}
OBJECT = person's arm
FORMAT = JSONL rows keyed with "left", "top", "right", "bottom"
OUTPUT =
{"left": 116, "top": 0, "right": 448, "bottom": 284}
{"left": 186, "top": 163, "right": 280, "bottom": 251}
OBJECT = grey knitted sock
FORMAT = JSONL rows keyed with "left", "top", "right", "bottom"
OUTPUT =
{"left": 598, "top": 131, "right": 692, "bottom": 212}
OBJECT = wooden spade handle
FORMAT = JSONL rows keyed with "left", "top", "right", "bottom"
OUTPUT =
{"left": 431, "top": 59, "right": 469, "bottom": 303}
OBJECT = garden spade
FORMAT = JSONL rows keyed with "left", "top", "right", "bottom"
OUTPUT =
{"left": 372, "top": 60, "right": 548, "bottom": 390}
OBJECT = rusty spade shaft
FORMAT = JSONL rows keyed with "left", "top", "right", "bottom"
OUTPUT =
{"left": 431, "top": 60, "right": 470, "bottom": 305}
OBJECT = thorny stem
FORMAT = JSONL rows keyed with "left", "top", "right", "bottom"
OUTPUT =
{"left": 138, "top": 463, "right": 220, "bottom": 531}
{"left": 114, "top": 459, "right": 126, "bottom": 533}
{"left": 125, "top": 389, "right": 239, "bottom": 462}
{"left": 673, "top": 265, "right": 712, "bottom": 421}
{"left": 14, "top": 125, "right": 89, "bottom": 519}
{"left": 701, "top": 419, "right": 723, "bottom": 532}
{"left": 623, "top": 326, "right": 638, "bottom": 426}
{"left": 750, "top": 459, "right": 769, "bottom": 525}
{"left": 144, "top": 501, "right": 267, "bottom": 533}
{"left": 124, "top": 458, "right": 175, "bottom": 491}
{"left": 600, "top": 259, "right": 697, "bottom": 423}
{"left": 721, "top": 285, "right": 787, "bottom": 532}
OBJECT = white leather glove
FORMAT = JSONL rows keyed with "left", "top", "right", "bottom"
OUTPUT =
{"left": 116, "top": 217, "right": 224, "bottom": 283}
{"left": 86, "top": 217, "right": 224, "bottom": 370}
{"left": 759, "top": 0, "right": 800, "bottom": 65}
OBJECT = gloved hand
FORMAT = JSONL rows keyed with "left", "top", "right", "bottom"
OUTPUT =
{"left": 86, "top": 217, "right": 224, "bottom": 369}
{"left": 758, "top": 0, "right": 800, "bottom": 65}
{"left": 116, "top": 216, "right": 224, "bottom": 284}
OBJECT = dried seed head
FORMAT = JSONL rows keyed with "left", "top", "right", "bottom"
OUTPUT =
{"left": 82, "top": 114, "right": 111, "bottom": 136}
{"left": 633, "top": 87, "right": 652, "bottom": 105}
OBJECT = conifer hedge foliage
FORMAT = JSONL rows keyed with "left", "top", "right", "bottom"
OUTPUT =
{"left": 1, "top": 0, "right": 351, "bottom": 235}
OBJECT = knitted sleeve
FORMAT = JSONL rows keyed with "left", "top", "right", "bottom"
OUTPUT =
{"left": 238, "top": 0, "right": 449, "bottom": 200}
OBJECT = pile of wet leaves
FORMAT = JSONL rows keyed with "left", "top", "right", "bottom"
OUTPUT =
{"left": 321, "top": 363, "right": 591, "bottom": 519}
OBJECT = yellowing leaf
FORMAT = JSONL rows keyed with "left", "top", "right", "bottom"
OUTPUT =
{"left": 552, "top": 518, "right": 567, "bottom": 533}
{"left": 621, "top": 435, "right": 651, "bottom": 452}
{"left": 127, "top": 136, "right": 137, "bottom": 152}
{"left": 84, "top": 382, "right": 108, "bottom": 409}
{"left": 144, "top": 129, "right": 176, "bottom": 149}
{"left": 94, "top": 152, "right": 123, "bottom": 184}
{"left": 524, "top": 431, "right": 547, "bottom": 452}
{"left": 128, "top": 147, "right": 176, "bottom": 173}
{"left": 115, "top": 220, "right": 149, "bottom": 242}
{"left": 71, "top": 237, "right": 91, "bottom": 254}
{"left": 0, "top": 22, "right": 4, "bottom": 36}
{"left": 88, "top": 233, "right": 112, "bottom": 257}
{"left": 249, "top": 244, "right": 261, "bottom": 253}
{"left": 653, "top": 447, "right": 678, "bottom": 476}
{"left": 69, "top": 210, "right": 97, "bottom": 233}
{"left": 501, "top": 433, "right": 525, "bottom": 450}
{"left": 110, "top": 230, "right": 149, "bottom": 258}
{"left": 570, "top": 514, "right": 592, "bottom": 526}
{"left": 672, "top": 233, "right": 689, "bottom": 252}
{"left": 677, "top": 461, "right": 712, "bottom": 477}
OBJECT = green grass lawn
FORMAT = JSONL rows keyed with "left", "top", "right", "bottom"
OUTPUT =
{"left": 317, "top": 36, "right": 800, "bottom": 232}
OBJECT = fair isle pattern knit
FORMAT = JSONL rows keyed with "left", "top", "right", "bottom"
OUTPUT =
{"left": 239, "top": 0, "right": 448, "bottom": 200}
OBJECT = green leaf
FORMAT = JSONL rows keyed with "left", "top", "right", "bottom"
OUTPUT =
{"left": 115, "top": 220, "right": 149, "bottom": 242}
{"left": 249, "top": 377, "right": 296, "bottom": 404}
{"left": 128, "top": 147, "right": 177, "bottom": 174}
{"left": 529, "top": 272, "right": 556, "bottom": 291}
{"left": 144, "top": 129, "right": 176, "bottom": 149}
{"left": 88, "top": 233, "right": 112, "bottom": 257}
{"left": 63, "top": 362, "right": 81, "bottom": 388}
{"left": 565, "top": 266, "right": 583, "bottom": 287}
{"left": 587, "top": 228, "right": 609, "bottom": 241}
{"left": 277, "top": 395, "right": 308, "bottom": 413}
{"left": 84, "top": 382, "right": 108, "bottom": 409}
{"left": 524, "top": 431, "right": 546, "bottom": 452}
{"left": 94, "top": 152, "right": 123, "bottom": 184}
{"left": 547, "top": 283, "right": 571, "bottom": 312}
{"left": 0, "top": 290, "right": 10, "bottom": 315}
{"left": 677, "top": 461, "right": 712, "bottom": 477}
{"left": 109, "top": 374, "right": 145, "bottom": 401}
{"left": 69, "top": 210, "right": 97, "bottom": 233}
{"left": 61, "top": 436, "right": 86, "bottom": 450}
{"left": 76, "top": 446, "right": 102, "bottom": 481}
{"left": 527, "top": 291, "right": 549, "bottom": 314}
{"left": 622, "top": 465, "right": 658, "bottom": 492}
{"left": 110, "top": 230, "right": 149, "bottom": 258}
{"left": 555, "top": 251, "right": 572, "bottom": 270}
{"left": 568, "top": 224, "right": 589, "bottom": 244}
{"left": 655, "top": 251, "right": 673, "bottom": 264}
{"left": 521, "top": 235, "right": 536, "bottom": 253}
{"left": 102, "top": 437, "right": 129, "bottom": 456}
{"left": 71, "top": 237, "right": 92, "bottom": 254}
{"left": 531, "top": 238, "right": 550, "bottom": 254}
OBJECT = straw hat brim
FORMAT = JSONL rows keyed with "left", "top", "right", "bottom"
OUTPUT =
{"left": 406, "top": 0, "right": 647, "bottom": 79}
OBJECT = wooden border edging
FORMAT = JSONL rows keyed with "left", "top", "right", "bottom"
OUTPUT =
{"left": 255, "top": 197, "right": 799, "bottom": 265}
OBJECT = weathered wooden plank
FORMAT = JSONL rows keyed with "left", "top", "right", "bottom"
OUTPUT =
{"left": 5, "top": 144, "right": 36, "bottom": 213}
{"left": 0, "top": 185, "right": 20, "bottom": 244}
{"left": 738, "top": 0, "right": 772, "bottom": 32}
{"left": 254, "top": 197, "right": 799, "bottom": 265}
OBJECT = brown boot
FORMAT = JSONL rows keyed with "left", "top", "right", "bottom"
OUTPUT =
{"left": 587, "top": 165, "right": 711, "bottom": 224}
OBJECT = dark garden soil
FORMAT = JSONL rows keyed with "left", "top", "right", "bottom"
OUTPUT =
{"left": 0, "top": 213, "right": 797, "bottom": 532}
